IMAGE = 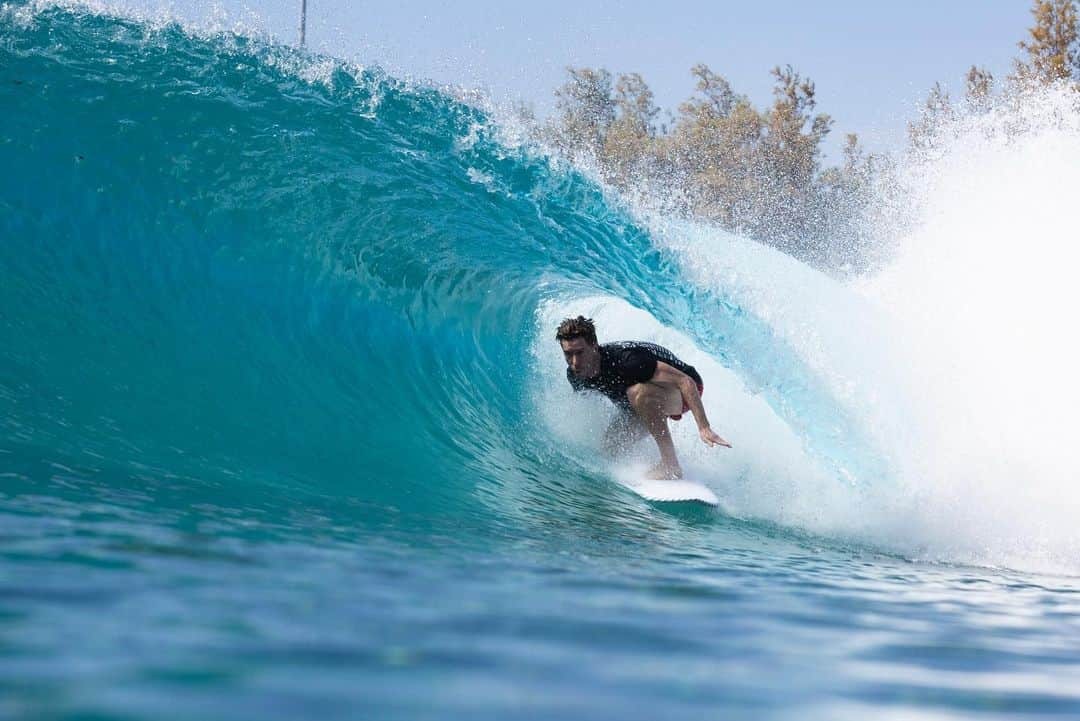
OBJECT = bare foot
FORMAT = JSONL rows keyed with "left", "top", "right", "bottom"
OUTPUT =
{"left": 645, "top": 463, "right": 684, "bottom": 480}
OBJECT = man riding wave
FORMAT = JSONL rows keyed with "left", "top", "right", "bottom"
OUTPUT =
{"left": 557, "top": 315, "right": 731, "bottom": 480}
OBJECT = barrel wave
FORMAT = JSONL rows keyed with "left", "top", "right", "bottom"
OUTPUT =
{"left": 5, "top": 7, "right": 1080, "bottom": 720}
{"left": 5, "top": 2, "right": 1080, "bottom": 567}
{"left": 0, "top": 4, "right": 865, "bottom": 537}
{"left": 1, "top": 6, "right": 664, "bottom": 524}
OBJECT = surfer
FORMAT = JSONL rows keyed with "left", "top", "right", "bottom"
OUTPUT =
{"left": 557, "top": 315, "right": 731, "bottom": 480}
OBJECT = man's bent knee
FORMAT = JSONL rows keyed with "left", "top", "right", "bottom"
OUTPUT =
{"left": 626, "top": 383, "right": 655, "bottom": 410}
{"left": 626, "top": 383, "right": 681, "bottom": 417}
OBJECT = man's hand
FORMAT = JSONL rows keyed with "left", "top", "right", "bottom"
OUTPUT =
{"left": 699, "top": 426, "right": 731, "bottom": 448}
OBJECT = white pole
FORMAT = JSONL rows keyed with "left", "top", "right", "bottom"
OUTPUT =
{"left": 298, "top": 0, "right": 308, "bottom": 47}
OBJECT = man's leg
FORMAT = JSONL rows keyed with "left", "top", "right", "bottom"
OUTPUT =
{"left": 601, "top": 410, "right": 649, "bottom": 458}
{"left": 626, "top": 383, "right": 685, "bottom": 479}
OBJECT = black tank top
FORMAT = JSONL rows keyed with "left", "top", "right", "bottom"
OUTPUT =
{"left": 566, "top": 341, "right": 701, "bottom": 409}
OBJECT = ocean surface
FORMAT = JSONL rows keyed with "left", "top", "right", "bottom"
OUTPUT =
{"left": 2, "top": 4, "right": 1080, "bottom": 719}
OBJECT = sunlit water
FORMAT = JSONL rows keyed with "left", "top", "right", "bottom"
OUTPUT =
{"left": 2, "top": 4, "right": 1079, "bottom": 719}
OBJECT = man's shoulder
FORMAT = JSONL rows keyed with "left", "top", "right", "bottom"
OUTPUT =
{"left": 602, "top": 340, "right": 651, "bottom": 353}
{"left": 605, "top": 341, "right": 697, "bottom": 379}
{"left": 603, "top": 341, "right": 668, "bottom": 359}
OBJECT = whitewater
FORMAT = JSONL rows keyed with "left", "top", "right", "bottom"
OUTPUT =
{"left": 2, "top": 4, "right": 1080, "bottom": 720}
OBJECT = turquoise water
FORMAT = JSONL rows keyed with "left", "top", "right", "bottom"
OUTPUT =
{"left": 2, "top": 5, "right": 1080, "bottom": 719}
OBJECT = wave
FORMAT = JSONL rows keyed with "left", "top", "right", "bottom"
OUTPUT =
{"left": 2, "top": 3, "right": 1078, "bottom": 573}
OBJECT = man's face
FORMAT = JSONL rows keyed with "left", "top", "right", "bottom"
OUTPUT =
{"left": 560, "top": 337, "right": 601, "bottom": 379}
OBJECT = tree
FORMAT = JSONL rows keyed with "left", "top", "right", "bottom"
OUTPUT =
{"left": 602, "top": 73, "right": 661, "bottom": 181}
{"left": 757, "top": 65, "right": 833, "bottom": 247}
{"left": 551, "top": 68, "right": 615, "bottom": 158}
{"left": 964, "top": 66, "right": 994, "bottom": 112}
{"left": 908, "top": 82, "right": 953, "bottom": 152}
{"left": 542, "top": 63, "right": 873, "bottom": 270}
{"left": 612, "top": 73, "right": 659, "bottom": 138}
{"left": 668, "top": 64, "right": 762, "bottom": 224}
{"left": 762, "top": 65, "right": 831, "bottom": 191}
{"left": 1014, "top": 0, "right": 1079, "bottom": 84}
{"left": 814, "top": 133, "right": 881, "bottom": 271}
{"left": 683, "top": 63, "right": 738, "bottom": 119}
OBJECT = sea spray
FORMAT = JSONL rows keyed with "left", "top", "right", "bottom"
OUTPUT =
{"left": 633, "top": 83, "right": 1080, "bottom": 571}
{"left": 4, "top": 2, "right": 1080, "bottom": 575}
{"left": 861, "top": 82, "right": 1080, "bottom": 570}
{"left": 3, "top": 8, "right": 1080, "bottom": 719}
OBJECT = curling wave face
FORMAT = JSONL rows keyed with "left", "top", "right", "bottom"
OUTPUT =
{"left": 0, "top": 3, "right": 863, "bottom": 543}
{"left": 4, "top": 3, "right": 1080, "bottom": 574}
{"left": 4, "top": 6, "right": 1080, "bottom": 720}
{"left": 0, "top": 4, "right": 658, "bottom": 527}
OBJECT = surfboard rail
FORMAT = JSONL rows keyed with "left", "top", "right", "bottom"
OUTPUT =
{"left": 618, "top": 477, "right": 720, "bottom": 505}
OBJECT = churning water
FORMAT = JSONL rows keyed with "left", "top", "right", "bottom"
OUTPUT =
{"left": 2, "top": 4, "right": 1080, "bottom": 719}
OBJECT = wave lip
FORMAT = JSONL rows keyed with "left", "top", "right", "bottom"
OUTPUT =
{"left": 0, "top": 3, "right": 677, "bottom": 530}
{"left": 5, "top": 4, "right": 1080, "bottom": 574}
{"left": 646, "top": 83, "right": 1080, "bottom": 573}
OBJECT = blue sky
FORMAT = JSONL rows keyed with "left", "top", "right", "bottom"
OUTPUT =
{"left": 142, "top": 1, "right": 1033, "bottom": 157}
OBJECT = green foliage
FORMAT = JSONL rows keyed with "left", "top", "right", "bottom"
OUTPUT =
{"left": 1014, "top": 0, "right": 1080, "bottom": 84}
{"left": 533, "top": 0, "right": 1080, "bottom": 273}
{"left": 532, "top": 1, "right": 1080, "bottom": 273}
{"left": 551, "top": 67, "right": 614, "bottom": 159}
{"left": 603, "top": 73, "right": 661, "bottom": 181}
{"left": 964, "top": 66, "right": 994, "bottom": 113}
{"left": 908, "top": 82, "right": 953, "bottom": 153}
{"left": 542, "top": 63, "right": 874, "bottom": 271}
{"left": 909, "top": 0, "right": 1078, "bottom": 154}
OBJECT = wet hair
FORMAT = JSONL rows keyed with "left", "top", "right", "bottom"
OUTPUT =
{"left": 555, "top": 315, "right": 598, "bottom": 345}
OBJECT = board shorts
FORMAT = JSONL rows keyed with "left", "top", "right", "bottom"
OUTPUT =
{"left": 669, "top": 380, "right": 703, "bottom": 421}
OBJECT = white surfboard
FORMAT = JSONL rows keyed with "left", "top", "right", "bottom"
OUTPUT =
{"left": 617, "top": 476, "right": 720, "bottom": 505}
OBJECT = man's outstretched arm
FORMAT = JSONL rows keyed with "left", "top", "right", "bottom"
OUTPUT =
{"left": 650, "top": 362, "right": 732, "bottom": 448}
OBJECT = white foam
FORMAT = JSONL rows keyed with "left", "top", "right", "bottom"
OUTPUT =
{"left": 641, "top": 84, "right": 1080, "bottom": 573}
{"left": 614, "top": 467, "right": 721, "bottom": 506}
{"left": 532, "top": 296, "right": 877, "bottom": 535}
{"left": 857, "top": 84, "right": 1080, "bottom": 572}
